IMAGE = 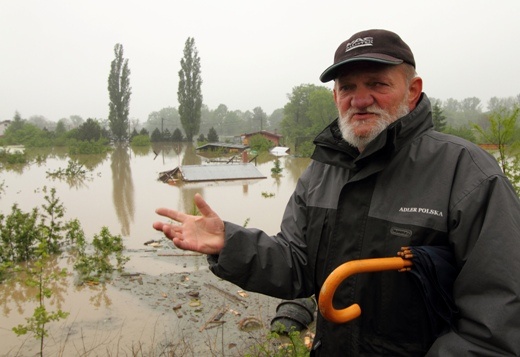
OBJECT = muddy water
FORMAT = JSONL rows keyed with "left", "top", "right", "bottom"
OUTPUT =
{"left": 0, "top": 144, "right": 311, "bottom": 356}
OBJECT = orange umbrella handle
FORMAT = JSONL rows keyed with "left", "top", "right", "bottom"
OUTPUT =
{"left": 318, "top": 257, "right": 413, "bottom": 324}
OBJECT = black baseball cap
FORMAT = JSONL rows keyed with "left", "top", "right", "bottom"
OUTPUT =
{"left": 319, "top": 29, "right": 415, "bottom": 83}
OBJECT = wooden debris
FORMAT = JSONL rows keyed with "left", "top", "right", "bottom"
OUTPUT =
{"left": 228, "top": 308, "right": 241, "bottom": 316}
{"left": 203, "top": 283, "right": 247, "bottom": 306}
{"left": 172, "top": 304, "right": 183, "bottom": 318}
{"left": 120, "top": 273, "right": 142, "bottom": 277}
{"left": 157, "top": 252, "right": 202, "bottom": 257}
{"left": 200, "top": 305, "right": 228, "bottom": 332}
{"left": 237, "top": 290, "right": 249, "bottom": 298}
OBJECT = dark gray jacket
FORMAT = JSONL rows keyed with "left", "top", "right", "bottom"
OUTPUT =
{"left": 208, "top": 94, "right": 520, "bottom": 356}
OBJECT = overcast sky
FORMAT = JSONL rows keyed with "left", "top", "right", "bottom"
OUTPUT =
{"left": 1, "top": 0, "right": 519, "bottom": 123}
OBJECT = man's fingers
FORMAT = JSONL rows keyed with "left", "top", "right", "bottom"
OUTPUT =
{"left": 152, "top": 221, "right": 164, "bottom": 231}
{"left": 155, "top": 207, "right": 187, "bottom": 223}
{"left": 194, "top": 193, "right": 216, "bottom": 218}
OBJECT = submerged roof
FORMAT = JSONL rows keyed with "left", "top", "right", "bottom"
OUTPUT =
{"left": 166, "top": 164, "right": 266, "bottom": 182}
{"left": 196, "top": 143, "right": 248, "bottom": 151}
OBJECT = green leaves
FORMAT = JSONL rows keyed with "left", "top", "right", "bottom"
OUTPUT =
{"left": 73, "top": 226, "right": 129, "bottom": 283}
{"left": 473, "top": 105, "right": 520, "bottom": 195}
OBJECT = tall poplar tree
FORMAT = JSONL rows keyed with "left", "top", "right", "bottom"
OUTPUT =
{"left": 108, "top": 43, "right": 131, "bottom": 142}
{"left": 177, "top": 37, "right": 202, "bottom": 141}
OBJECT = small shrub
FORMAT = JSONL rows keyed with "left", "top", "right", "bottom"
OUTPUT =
{"left": 73, "top": 227, "right": 129, "bottom": 283}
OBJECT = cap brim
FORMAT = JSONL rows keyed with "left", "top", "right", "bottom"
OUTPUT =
{"left": 319, "top": 54, "right": 404, "bottom": 83}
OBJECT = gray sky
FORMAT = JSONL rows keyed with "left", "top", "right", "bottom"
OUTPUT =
{"left": 1, "top": 0, "right": 519, "bottom": 123}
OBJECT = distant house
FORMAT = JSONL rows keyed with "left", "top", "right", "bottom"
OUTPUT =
{"left": 241, "top": 130, "right": 283, "bottom": 147}
{"left": 196, "top": 142, "right": 249, "bottom": 153}
{"left": 0, "top": 120, "right": 11, "bottom": 137}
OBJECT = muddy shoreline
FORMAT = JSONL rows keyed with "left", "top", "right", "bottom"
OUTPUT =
{"left": 2, "top": 242, "right": 315, "bottom": 356}
{"left": 111, "top": 266, "right": 284, "bottom": 355}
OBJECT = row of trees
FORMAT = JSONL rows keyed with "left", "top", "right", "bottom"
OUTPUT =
{"left": 4, "top": 32, "right": 520, "bottom": 160}
{"left": 5, "top": 89, "right": 520, "bottom": 150}
{"left": 105, "top": 37, "right": 203, "bottom": 142}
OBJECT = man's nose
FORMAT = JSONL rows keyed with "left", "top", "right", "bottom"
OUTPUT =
{"left": 350, "top": 88, "right": 374, "bottom": 109}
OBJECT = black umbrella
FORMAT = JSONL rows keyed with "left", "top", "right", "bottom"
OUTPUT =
{"left": 399, "top": 246, "right": 458, "bottom": 333}
{"left": 318, "top": 246, "right": 458, "bottom": 332}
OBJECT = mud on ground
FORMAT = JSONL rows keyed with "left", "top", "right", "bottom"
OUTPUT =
{"left": 1, "top": 240, "right": 315, "bottom": 357}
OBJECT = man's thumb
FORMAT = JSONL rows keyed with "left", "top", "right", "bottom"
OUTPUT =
{"left": 194, "top": 193, "right": 214, "bottom": 217}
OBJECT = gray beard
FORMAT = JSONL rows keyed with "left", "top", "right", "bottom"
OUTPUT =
{"left": 338, "top": 101, "right": 410, "bottom": 151}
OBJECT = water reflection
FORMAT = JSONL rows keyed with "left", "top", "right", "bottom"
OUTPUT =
{"left": 130, "top": 145, "right": 151, "bottom": 157}
{"left": 87, "top": 283, "right": 112, "bottom": 308}
{"left": 111, "top": 145, "right": 135, "bottom": 236}
{"left": 182, "top": 142, "right": 202, "bottom": 166}
{"left": 0, "top": 257, "right": 69, "bottom": 317}
{"left": 284, "top": 155, "right": 311, "bottom": 183}
{"left": 178, "top": 143, "right": 204, "bottom": 213}
{"left": 152, "top": 142, "right": 185, "bottom": 164}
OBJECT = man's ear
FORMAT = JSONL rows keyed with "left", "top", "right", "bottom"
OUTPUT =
{"left": 408, "top": 76, "right": 423, "bottom": 109}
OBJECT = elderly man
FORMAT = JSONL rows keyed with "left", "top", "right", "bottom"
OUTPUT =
{"left": 154, "top": 29, "right": 520, "bottom": 356}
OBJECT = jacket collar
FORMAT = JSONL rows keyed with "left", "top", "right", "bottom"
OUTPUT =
{"left": 312, "top": 93, "right": 433, "bottom": 169}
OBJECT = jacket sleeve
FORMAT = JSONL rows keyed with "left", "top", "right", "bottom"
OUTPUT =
{"left": 207, "top": 170, "right": 314, "bottom": 299}
{"left": 427, "top": 175, "right": 520, "bottom": 356}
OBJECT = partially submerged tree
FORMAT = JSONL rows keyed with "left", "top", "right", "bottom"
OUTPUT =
{"left": 108, "top": 43, "right": 132, "bottom": 142}
{"left": 178, "top": 37, "right": 202, "bottom": 142}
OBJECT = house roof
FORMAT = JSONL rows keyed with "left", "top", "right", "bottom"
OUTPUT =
{"left": 196, "top": 143, "right": 248, "bottom": 151}
{"left": 242, "top": 130, "right": 282, "bottom": 138}
{"left": 160, "top": 164, "right": 266, "bottom": 183}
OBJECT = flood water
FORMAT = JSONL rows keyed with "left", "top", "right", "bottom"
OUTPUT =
{"left": 0, "top": 144, "right": 311, "bottom": 356}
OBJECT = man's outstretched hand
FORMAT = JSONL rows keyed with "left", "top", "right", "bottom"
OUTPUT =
{"left": 153, "top": 193, "right": 225, "bottom": 255}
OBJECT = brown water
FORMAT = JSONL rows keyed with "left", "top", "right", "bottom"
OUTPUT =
{"left": 0, "top": 144, "right": 311, "bottom": 356}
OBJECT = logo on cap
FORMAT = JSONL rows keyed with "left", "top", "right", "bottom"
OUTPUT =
{"left": 345, "top": 37, "right": 373, "bottom": 53}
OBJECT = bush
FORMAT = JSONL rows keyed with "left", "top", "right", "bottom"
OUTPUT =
{"left": 0, "top": 187, "right": 85, "bottom": 279}
{"left": 73, "top": 226, "right": 128, "bottom": 283}
{"left": 68, "top": 139, "right": 110, "bottom": 155}
{"left": 131, "top": 134, "right": 151, "bottom": 146}
{"left": 0, "top": 150, "right": 27, "bottom": 164}
{"left": 249, "top": 134, "right": 273, "bottom": 152}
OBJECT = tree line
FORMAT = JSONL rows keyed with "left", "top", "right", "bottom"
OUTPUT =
{"left": 2, "top": 35, "right": 519, "bottom": 160}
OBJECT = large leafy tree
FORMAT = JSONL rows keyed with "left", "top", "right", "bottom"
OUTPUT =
{"left": 177, "top": 37, "right": 202, "bottom": 141}
{"left": 108, "top": 43, "right": 132, "bottom": 142}
{"left": 281, "top": 84, "right": 336, "bottom": 143}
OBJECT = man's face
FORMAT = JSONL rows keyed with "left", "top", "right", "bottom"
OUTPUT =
{"left": 333, "top": 62, "right": 414, "bottom": 151}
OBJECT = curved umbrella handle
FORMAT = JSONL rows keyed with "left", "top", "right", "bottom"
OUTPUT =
{"left": 318, "top": 257, "right": 413, "bottom": 324}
